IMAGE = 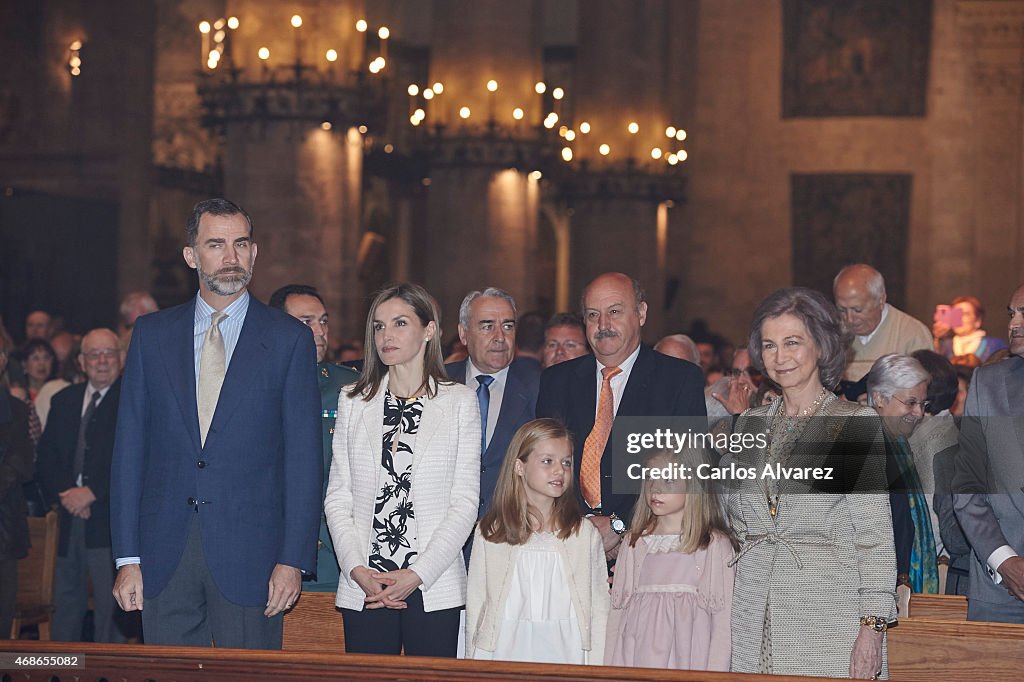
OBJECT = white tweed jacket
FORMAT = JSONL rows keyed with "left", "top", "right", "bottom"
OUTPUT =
{"left": 465, "top": 521, "right": 610, "bottom": 663}
{"left": 325, "top": 376, "right": 481, "bottom": 612}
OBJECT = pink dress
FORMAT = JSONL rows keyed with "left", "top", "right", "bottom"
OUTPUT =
{"left": 607, "top": 532, "right": 734, "bottom": 670}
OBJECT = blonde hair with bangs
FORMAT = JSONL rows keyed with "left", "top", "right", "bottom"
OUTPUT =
{"left": 479, "top": 418, "right": 582, "bottom": 545}
{"left": 627, "top": 447, "right": 737, "bottom": 552}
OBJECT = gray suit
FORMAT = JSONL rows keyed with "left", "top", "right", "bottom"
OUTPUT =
{"left": 953, "top": 356, "right": 1024, "bottom": 622}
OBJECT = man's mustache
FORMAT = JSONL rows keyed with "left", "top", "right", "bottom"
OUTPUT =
{"left": 594, "top": 329, "right": 619, "bottom": 340}
{"left": 214, "top": 267, "right": 248, "bottom": 277}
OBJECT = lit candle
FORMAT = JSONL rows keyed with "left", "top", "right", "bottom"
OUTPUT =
{"left": 198, "top": 21, "right": 211, "bottom": 69}
{"left": 627, "top": 121, "right": 639, "bottom": 159}
{"left": 486, "top": 80, "right": 498, "bottom": 124}
{"left": 291, "top": 14, "right": 303, "bottom": 63}
{"left": 378, "top": 26, "right": 390, "bottom": 61}
{"left": 355, "top": 19, "right": 368, "bottom": 65}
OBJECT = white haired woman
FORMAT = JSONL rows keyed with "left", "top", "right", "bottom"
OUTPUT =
{"left": 866, "top": 353, "right": 939, "bottom": 594}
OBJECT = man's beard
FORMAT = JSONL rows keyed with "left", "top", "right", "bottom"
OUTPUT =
{"left": 198, "top": 264, "right": 253, "bottom": 296}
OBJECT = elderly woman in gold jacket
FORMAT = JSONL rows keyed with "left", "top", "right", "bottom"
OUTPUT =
{"left": 724, "top": 288, "right": 897, "bottom": 679}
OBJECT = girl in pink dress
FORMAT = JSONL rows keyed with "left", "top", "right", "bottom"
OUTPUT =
{"left": 607, "top": 447, "right": 736, "bottom": 670}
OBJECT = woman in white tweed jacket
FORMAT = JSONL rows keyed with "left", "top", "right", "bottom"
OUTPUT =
{"left": 725, "top": 288, "right": 897, "bottom": 679}
{"left": 325, "top": 283, "right": 480, "bottom": 657}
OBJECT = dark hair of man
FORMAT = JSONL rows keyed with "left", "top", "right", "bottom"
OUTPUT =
{"left": 545, "top": 312, "right": 584, "bottom": 332}
{"left": 910, "top": 350, "right": 958, "bottom": 415}
{"left": 747, "top": 287, "right": 851, "bottom": 390}
{"left": 186, "top": 198, "right": 254, "bottom": 247}
{"left": 348, "top": 282, "right": 451, "bottom": 402}
{"left": 516, "top": 311, "right": 546, "bottom": 353}
{"left": 268, "top": 284, "right": 325, "bottom": 312}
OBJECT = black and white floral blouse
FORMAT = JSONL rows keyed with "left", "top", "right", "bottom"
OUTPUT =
{"left": 368, "top": 390, "right": 423, "bottom": 572}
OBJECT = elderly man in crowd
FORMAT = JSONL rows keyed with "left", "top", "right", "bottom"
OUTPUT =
{"left": 537, "top": 272, "right": 705, "bottom": 558}
{"left": 36, "top": 328, "right": 127, "bottom": 642}
{"left": 953, "top": 283, "right": 1024, "bottom": 623}
{"left": 542, "top": 312, "right": 589, "bottom": 368}
{"left": 446, "top": 287, "right": 540, "bottom": 517}
{"left": 653, "top": 333, "right": 701, "bottom": 366}
{"left": 834, "top": 264, "right": 932, "bottom": 384}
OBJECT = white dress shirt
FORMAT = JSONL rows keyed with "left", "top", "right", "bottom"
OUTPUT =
{"left": 593, "top": 344, "right": 641, "bottom": 418}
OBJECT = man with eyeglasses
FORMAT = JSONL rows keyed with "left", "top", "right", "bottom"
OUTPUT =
{"left": 35, "top": 328, "right": 128, "bottom": 642}
{"left": 543, "top": 312, "right": 589, "bottom": 368}
{"left": 268, "top": 284, "right": 358, "bottom": 593}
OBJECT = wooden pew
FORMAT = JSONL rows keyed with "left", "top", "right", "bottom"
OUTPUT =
{"left": 282, "top": 590, "right": 345, "bottom": 653}
{"left": 906, "top": 593, "right": 968, "bottom": 621}
{"left": 0, "top": 640, "right": 811, "bottom": 681}
{"left": 888, "top": 617, "right": 1024, "bottom": 681}
{"left": 5, "top": 614, "right": 1022, "bottom": 681}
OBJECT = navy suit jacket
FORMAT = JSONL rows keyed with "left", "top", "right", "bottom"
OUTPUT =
{"left": 110, "top": 296, "right": 322, "bottom": 607}
{"left": 536, "top": 344, "right": 706, "bottom": 518}
{"left": 446, "top": 357, "right": 540, "bottom": 516}
{"left": 36, "top": 379, "right": 121, "bottom": 556}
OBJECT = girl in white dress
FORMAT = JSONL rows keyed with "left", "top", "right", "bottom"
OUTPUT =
{"left": 466, "top": 418, "right": 610, "bottom": 664}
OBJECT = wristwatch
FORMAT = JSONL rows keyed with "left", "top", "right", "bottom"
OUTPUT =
{"left": 609, "top": 512, "right": 626, "bottom": 535}
{"left": 860, "top": 616, "right": 895, "bottom": 632}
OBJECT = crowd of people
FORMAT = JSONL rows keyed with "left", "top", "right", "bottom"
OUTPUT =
{"left": 1, "top": 197, "right": 1022, "bottom": 680}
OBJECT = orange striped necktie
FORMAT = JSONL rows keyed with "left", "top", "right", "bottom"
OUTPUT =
{"left": 581, "top": 365, "right": 621, "bottom": 509}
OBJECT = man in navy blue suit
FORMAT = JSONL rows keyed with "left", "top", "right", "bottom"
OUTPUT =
{"left": 110, "top": 199, "right": 321, "bottom": 649}
{"left": 536, "top": 272, "right": 706, "bottom": 559}
{"left": 446, "top": 287, "right": 540, "bottom": 517}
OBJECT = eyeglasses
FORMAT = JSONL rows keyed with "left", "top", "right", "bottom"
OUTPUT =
{"left": 83, "top": 349, "right": 119, "bottom": 360}
{"left": 729, "top": 367, "right": 762, "bottom": 379}
{"left": 890, "top": 395, "right": 931, "bottom": 412}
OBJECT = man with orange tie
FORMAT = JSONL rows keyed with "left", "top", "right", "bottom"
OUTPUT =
{"left": 536, "top": 272, "right": 706, "bottom": 558}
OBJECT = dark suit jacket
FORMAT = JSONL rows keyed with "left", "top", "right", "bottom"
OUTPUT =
{"left": 536, "top": 344, "right": 706, "bottom": 518}
{"left": 446, "top": 357, "right": 540, "bottom": 515}
{"left": 0, "top": 392, "right": 33, "bottom": 560}
{"left": 36, "top": 380, "right": 121, "bottom": 556}
{"left": 110, "top": 296, "right": 322, "bottom": 607}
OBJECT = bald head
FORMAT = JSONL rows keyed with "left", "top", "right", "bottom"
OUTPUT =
{"left": 79, "top": 328, "right": 123, "bottom": 390}
{"left": 654, "top": 334, "right": 700, "bottom": 365}
{"left": 833, "top": 264, "right": 886, "bottom": 336}
{"left": 581, "top": 272, "right": 647, "bottom": 368}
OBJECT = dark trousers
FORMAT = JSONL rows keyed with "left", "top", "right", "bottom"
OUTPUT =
{"left": 52, "top": 518, "right": 125, "bottom": 643}
{"left": 341, "top": 589, "right": 461, "bottom": 657}
{"left": 142, "top": 515, "right": 282, "bottom": 649}
{"left": 0, "top": 557, "right": 16, "bottom": 638}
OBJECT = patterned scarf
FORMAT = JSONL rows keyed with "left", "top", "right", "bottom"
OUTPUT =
{"left": 892, "top": 435, "right": 939, "bottom": 594}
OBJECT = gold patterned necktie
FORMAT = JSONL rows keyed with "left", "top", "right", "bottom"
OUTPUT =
{"left": 198, "top": 310, "right": 227, "bottom": 446}
{"left": 581, "top": 365, "right": 621, "bottom": 509}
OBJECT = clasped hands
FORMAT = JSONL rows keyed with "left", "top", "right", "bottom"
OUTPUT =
{"left": 59, "top": 486, "right": 96, "bottom": 519}
{"left": 351, "top": 566, "right": 422, "bottom": 609}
